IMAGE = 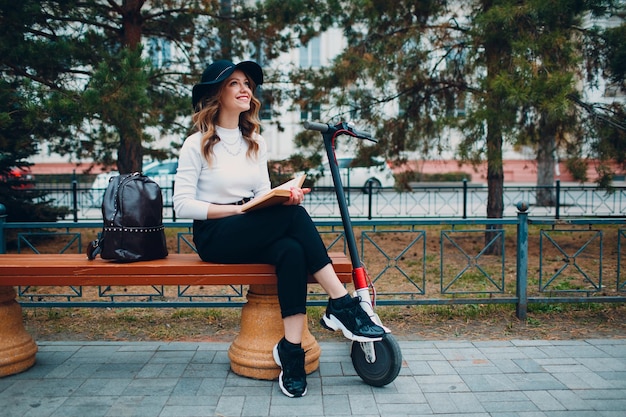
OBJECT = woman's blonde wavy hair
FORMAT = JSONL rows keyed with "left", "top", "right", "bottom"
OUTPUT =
{"left": 192, "top": 78, "right": 262, "bottom": 165}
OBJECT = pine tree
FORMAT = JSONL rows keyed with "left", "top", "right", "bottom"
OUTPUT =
{"left": 289, "top": 0, "right": 623, "bottom": 217}
{"left": 0, "top": 0, "right": 323, "bottom": 174}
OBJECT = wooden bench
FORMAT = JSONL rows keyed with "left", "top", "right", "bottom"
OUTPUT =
{"left": 0, "top": 253, "right": 352, "bottom": 379}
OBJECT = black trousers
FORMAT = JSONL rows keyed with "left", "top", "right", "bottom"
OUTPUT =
{"left": 193, "top": 205, "right": 332, "bottom": 318}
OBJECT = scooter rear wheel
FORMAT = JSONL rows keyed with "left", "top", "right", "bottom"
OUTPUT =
{"left": 351, "top": 333, "right": 402, "bottom": 387}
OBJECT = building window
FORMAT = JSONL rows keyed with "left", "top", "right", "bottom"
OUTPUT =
{"left": 300, "top": 102, "right": 321, "bottom": 121}
{"left": 259, "top": 87, "right": 273, "bottom": 120}
{"left": 299, "top": 37, "right": 321, "bottom": 68}
{"left": 148, "top": 38, "right": 171, "bottom": 67}
{"left": 444, "top": 46, "right": 467, "bottom": 117}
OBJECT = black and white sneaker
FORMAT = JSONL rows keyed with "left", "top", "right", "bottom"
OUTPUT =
{"left": 273, "top": 338, "right": 307, "bottom": 398}
{"left": 320, "top": 295, "right": 385, "bottom": 342}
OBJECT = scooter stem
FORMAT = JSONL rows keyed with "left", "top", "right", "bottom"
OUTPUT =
{"left": 322, "top": 128, "right": 361, "bottom": 270}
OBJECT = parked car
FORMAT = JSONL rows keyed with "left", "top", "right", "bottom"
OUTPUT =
{"left": 297, "top": 156, "right": 395, "bottom": 192}
{"left": 0, "top": 167, "right": 36, "bottom": 190}
{"left": 89, "top": 159, "right": 178, "bottom": 207}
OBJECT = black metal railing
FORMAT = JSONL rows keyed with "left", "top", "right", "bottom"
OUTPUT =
{"left": 28, "top": 179, "right": 626, "bottom": 221}
{"left": 1, "top": 203, "right": 624, "bottom": 319}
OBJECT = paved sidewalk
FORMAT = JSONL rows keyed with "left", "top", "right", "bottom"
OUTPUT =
{"left": 1, "top": 339, "right": 625, "bottom": 416}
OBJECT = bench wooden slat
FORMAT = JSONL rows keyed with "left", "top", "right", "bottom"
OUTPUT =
{"left": 0, "top": 253, "right": 352, "bottom": 286}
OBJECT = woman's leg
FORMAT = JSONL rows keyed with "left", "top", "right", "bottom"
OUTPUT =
{"left": 274, "top": 208, "right": 385, "bottom": 342}
{"left": 282, "top": 314, "right": 305, "bottom": 344}
{"left": 312, "top": 263, "right": 349, "bottom": 299}
{"left": 268, "top": 241, "right": 307, "bottom": 399}
{"left": 317, "top": 262, "right": 386, "bottom": 342}
{"left": 193, "top": 207, "right": 313, "bottom": 324}
{"left": 194, "top": 206, "right": 384, "bottom": 341}
{"left": 195, "top": 212, "right": 310, "bottom": 398}
{"left": 194, "top": 206, "right": 330, "bottom": 272}
{"left": 193, "top": 206, "right": 383, "bottom": 397}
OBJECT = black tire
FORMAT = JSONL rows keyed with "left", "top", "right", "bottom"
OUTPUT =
{"left": 351, "top": 333, "right": 402, "bottom": 387}
{"left": 363, "top": 178, "right": 382, "bottom": 194}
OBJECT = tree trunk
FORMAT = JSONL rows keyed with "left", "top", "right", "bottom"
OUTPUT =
{"left": 121, "top": 0, "right": 145, "bottom": 48}
{"left": 486, "top": 127, "right": 504, "bottom": 219}
{"left": 485, "top": 112, "right": 504, "bottom": 256}
{"left": 117, "top": 131, "right": 143, "bottom": 174}
{"left": 483, "top": 2, "right": 505, "bottom": 256}
{"left": 219, "top": 0, "right": 232, "bottom": 60}
{"left": 116, "top": 0, "right": 146, "bottom": 174}
{"left": 536, "top": 112, "right": 556, "bottom": 206}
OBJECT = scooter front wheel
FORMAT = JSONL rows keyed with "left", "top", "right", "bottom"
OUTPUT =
{"left": 351, "top": 333, "right": 402, "bottom": 387}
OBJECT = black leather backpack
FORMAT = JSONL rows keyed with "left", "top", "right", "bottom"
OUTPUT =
{"left": 87, "top": 173, "right": 168, "bottom": 262}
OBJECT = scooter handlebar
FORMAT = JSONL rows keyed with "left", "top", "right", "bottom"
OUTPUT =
{"left": 350, "top": 126, "right": 375, "bottom": 142}
{"left": 303, "top": 121, "right": 376, "bottom": 142}
{"left": 303, "top": 121, "right": 329, "bottom": 133}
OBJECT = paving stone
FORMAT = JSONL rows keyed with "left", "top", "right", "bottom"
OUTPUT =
{"left": 415, "top": 374, "right": 470, "bottom": 393}
{"left": 270, "top": 393, "right": 325, "bottom": 415}
{"left": 425, "top": 392, "right": 486, "bottom": 414}
{"left": 390, "top": 375, "right": 422, "bottom": 394}
{"left": 480, "top": 398, "right": 539, "bottom": 413}
{"left": 461, "top": 373, "right": 519, "bottom": 392}
{"left": 579, "top": 357, "right": 626, "bottom": 372}
{"left": 105, "top": 395, "right": 169, "bottom": 417}
{"left": 477, "top": 346, "right": 530, "bottom": 360}
{"left": 72, "top": 378, "right": 132, "bottom": 396}
{"left": 27, "top": 378, "right": 85, "bottom": 397}
{"left": 322, "top": 393, "right": 352, "bottom": 415}
{"left": 215, "top": 394, "right": 245, "bottom": 416}
{"left": 49, "top": 396, "right": 117, "bottom": 417}
{"left": 1, "top": 339, "right": 624, "bottom": 417}
{"left": 551, "top": 371, "right": 614, "bottom": 390}
{"left": 548, "top": 389, "right": 593, "bottom": 411}
{"left": 439, "top": 347, "right": 488, "bottom": 361}
{"left": 452, "top": 360, "right": 501, "bottom": 375}
{"left": 428, "top": 359, "right": 460, "bottom": 375}
{"left": 491, "top": 358, "right": 525, "bottom": 374}
{"left": 575, "top": 388, "right": 626, "bottom": 400}
{"left": 5, "top": 395, "right": 67, "bottom": 417}
{"left": 123, "top": 377, "right": 179, "bottom": 396}
{"left": 508, "top": 372, "right": 567, "bottom": 391}
{"left": 523, "top": 390, "right": 566, "bottom": 411}
{"left": 148, "top": 350, "right": 196, "bottom": 364}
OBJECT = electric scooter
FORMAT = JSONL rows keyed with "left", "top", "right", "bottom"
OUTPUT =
{"left": 304, "top": 121, "right": 402, "bottom": 387}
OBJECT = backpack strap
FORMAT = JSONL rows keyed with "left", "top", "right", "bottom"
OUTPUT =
{"left": 86, "top": 239, "right": 102, "bottom": 260}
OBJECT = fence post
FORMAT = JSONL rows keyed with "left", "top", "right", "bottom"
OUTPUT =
{"left": 72, "top": 170, "right": 78, "bottom": 222}
{"left": 516, "top": 201, "right": 529, "bottom": 320}
{"left": 462, "top": 178, "right": 468, "bottom": 219}
{"left": 0, "top": 204, "right": 5, "bottom": 254}
{"left": 171, "top": 180, "right": 177, "bottom": 222}
{"left": 367, "top": 180, "right": 373, "bottom": 220}
{"left": 555, "top": 179, "right": 560, "bottom": 220}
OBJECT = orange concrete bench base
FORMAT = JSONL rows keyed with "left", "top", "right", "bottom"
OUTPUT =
{"left": 0, "top": 286, "right": 38, "bottom": 377}
{"left": 0, "top": 253, "right": 352, "bottom": 379}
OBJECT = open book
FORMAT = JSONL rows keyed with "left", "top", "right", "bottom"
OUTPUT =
{"left": 241, "top": 175, "right": 307, "bottom": 212}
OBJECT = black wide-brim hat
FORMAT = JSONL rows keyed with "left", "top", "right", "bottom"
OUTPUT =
{"left": 192, "top": 60, "right": 264, "bottom": 109}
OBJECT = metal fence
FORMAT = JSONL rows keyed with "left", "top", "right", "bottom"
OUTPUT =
{"left": 1, "top": 202, "right": 624, "bottom": 319}
{"left": 32, "top": 180, "right": 626, "bottom": 221}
